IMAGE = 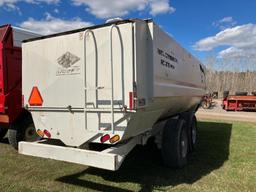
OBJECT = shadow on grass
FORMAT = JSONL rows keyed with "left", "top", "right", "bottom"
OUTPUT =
{"left": 57, "top": 121, "right": 232, "bottom": 192}
{"left": 0, "top": 137, "right": 9, "bottom": 145}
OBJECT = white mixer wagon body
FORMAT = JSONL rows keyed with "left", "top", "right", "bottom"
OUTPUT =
{"left": 19, "top": 19, "right": 206, "bottom": 170}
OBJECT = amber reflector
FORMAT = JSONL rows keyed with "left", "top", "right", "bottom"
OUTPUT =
{"left": 36, "top": 129, "right": 44, "bottom": 137}
{"left": 28, "top": 86, "right": 43, "bottom": 106}
{"left": 109, "top": 135, "right": 120, "bottom": 143}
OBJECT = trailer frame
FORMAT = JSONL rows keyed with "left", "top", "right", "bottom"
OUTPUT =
{"left": 19, "top": 132, "right": 151, "bottom": 171}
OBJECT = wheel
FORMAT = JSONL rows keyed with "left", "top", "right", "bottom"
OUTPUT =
{"left": 8, "top": 114, "right": 40, "bottom": 149}
{"left": 161, "top": 119, "right": 189, "bottom": 168}
{"left": 180, "top": 112, "right": 197, "bottom": 152}
{"left": 0, "top": 124, "right": 8, "bottom": 140}
{"left": 201, "top": 100, "right": 211, "bottom": 109}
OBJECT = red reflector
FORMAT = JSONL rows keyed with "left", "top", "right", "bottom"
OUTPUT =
{"left": 43, "top": 129, "right": 51, "bottom": 138}
{"left": 129, "top": 92, "right": 134, "bottom": 110}
{"left": 100, "top": 134, "right": 110, "bottom": 143}
{"left": 28, "top": 86, "right": 43, "bottom": 106}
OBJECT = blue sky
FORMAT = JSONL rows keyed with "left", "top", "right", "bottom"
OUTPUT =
{"left": 1, "top": 0, "right": 256, "bottom": 69}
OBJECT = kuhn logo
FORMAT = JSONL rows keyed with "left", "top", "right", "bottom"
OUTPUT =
{"left": 56, "top": 52, "right": 81, "bottom": 76}
{"left": 57, "top": 52, "right": 80, "bottom": 68}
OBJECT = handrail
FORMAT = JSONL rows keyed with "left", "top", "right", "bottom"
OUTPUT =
{"left": 82, "top": 25, "right": 124, "bottom": 133}
{"left": 110, "top": 24, "right": 124, "bottom": 133}
{"left": 83, "top": 29, "right": 98, "bottom": 130}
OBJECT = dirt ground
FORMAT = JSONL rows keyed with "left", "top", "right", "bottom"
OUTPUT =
{"left": 196, "top": 99, "right": 256, "bottom": 123}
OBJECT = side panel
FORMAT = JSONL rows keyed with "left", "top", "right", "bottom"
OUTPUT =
{"left": 0, "top": 26, "right": 22, "bottom": 122}
{"left": 0, "top": 26, "right": 40, "bottom": 122}
{"left": 0, "top": 26, "right": 9, "bottom": 113}
{"left": 152, "top": 23, "right": 205, "bottom": 98}
{"left": 123, "top": 22, "right": 206, "bottom": 139}
{"left": 134, "top": 20, "right": 154, "bottom": 109}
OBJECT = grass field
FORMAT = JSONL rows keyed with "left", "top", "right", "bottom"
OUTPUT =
{"left": 0, "top": 120, "right": 255, "bottom": 192}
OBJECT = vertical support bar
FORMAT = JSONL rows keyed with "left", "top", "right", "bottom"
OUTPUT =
{"left": 110, "top": 25, "right": 115, "bottom": 134}
{"left": 110, "top": 24, "right": 123, "bottom": 134}
{"left": 83, "top": 29, "right": 97, "bottom": 130}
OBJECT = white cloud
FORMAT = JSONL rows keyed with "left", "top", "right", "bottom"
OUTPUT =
{"left": 220, "top": 17, "right": 233, "bottom": 23}
{"left": 193, "top": 23, "right": 256, "bottom": 58}
{"left": 219, "top": 47, "right": 256, "bottom": 59}
{"left": 20, "top": 13, "right": 93, "bottom": 35}
{"left": 150, "top": 0, "right": 175, "bottom": 16}
{"left": 0, "top": 0, "right": 59, "bottom": 5}
{"left": 72, "top": 0, "right": 175, "bottom": 19}
{"left": 0, "top": 0, "right": 59, "bottom": 10}
{"left": 212, "top": 17, "right": 237, "bottom": 30}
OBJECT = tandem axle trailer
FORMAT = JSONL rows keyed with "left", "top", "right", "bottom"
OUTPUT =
{"left": 19, "top": 19, "right": 205, "bottom": 170}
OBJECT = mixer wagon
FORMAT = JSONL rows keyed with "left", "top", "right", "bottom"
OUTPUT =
{"left": 0, "top": 25, "right": 40, "bottom": 148}
{"left": 19, "top": 19, "right": 206, "bottom": 170}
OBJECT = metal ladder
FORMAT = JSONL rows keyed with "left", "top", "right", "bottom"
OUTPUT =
{"left": 83, "top": 24, "right": 127, "bottom": 134}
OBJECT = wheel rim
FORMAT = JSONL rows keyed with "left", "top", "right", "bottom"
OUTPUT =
{"left": 202, "top": 101, "right": 207, "bottom": 109}
{"left": 202, "top": 99, "right": 211, "bottom": 109}
{"left": 24, "top": 123, "right": 40, "bottom": 142}
{"left": 181, "top": 129, "right": 188, "bottom": 158}
{"left": 192, "top": 122, "right": 197, "bottom": 145}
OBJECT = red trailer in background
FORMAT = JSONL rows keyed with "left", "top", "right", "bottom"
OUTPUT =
{"left": 0, "top": 24, "right": 40, "bottom": 148}
{"left": 222, "top": 95, "right": 256, "bottom": 111}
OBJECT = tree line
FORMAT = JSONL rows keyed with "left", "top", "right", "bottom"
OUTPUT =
{"left": 206, "top": 70, "right": 256, "bottom": 96}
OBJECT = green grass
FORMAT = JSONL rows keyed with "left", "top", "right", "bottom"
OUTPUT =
{"left": 0, "top": 120, "right": 255, "bottom": 192}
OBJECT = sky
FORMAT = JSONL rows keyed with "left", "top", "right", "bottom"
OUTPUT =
{"left": 1, "top": 0, "right": 256, "bottom": 70}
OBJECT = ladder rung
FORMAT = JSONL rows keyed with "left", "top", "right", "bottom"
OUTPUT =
{"left": 84, "top": 108, "right": 122, "bottom": 112}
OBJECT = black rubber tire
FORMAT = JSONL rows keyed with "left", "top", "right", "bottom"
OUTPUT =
{"left": 201, "top": 100, "right": 211, "bottom": 109}
{"left": 8, "top": 114, "right": 39, "bottom": 149}
{"left": 161, "top": 119, "right": 189, "bottom": 168}
{"left": 0, "top": 125, "right": 8, "bottom": 140}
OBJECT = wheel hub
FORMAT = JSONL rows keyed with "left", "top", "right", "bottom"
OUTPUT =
{"left": 181, "top": 130, "right": 188, "bottom": 158}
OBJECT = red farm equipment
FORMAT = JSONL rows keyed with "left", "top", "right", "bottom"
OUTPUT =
{"left": 222, "top": 95, "right": 256, "bottom": 111}
{"left": 0, "top": 24, "right": 40, "bottom": 148}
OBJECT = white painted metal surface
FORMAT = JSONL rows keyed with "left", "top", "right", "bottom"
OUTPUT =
{"left": 19, "top": 135, "right": 139, "bottom": 171}
{"left": 20, "top": 19, "right": 206, "bottom": 170}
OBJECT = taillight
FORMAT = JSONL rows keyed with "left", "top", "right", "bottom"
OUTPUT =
{"left": 100, "top": 134, "right": 110, "bottom": 143}
{"left": 36, "top": 129, "right": 44, "bottom": 137}
{"left": 109, "top": 135, "right": 120, "bottom": 143}
{"left": 129, "top": 92, "right": 134, "bottom": 110}
{"left": 28, "top": 86, "right": 43, "bottom": 106}
{"left": 43, "top": 129, "right": 51, "bottom": 138}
